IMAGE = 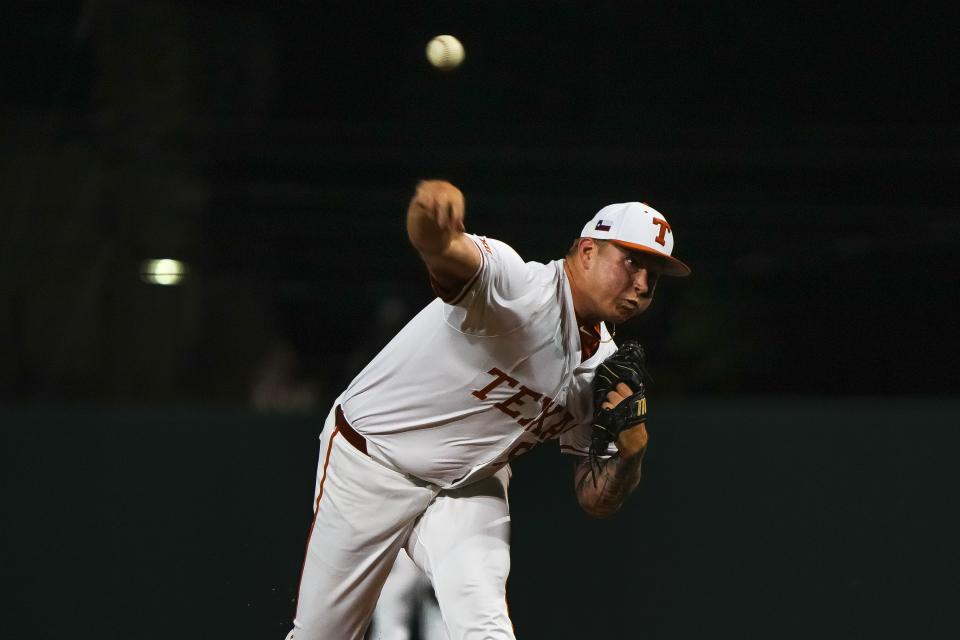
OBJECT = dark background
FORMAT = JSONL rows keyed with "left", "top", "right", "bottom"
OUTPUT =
{"left": 1, "top": 1, "right": 958, "bottom": 638}
{"left": 4, "top": 401, "right": 959, "bottom": 639}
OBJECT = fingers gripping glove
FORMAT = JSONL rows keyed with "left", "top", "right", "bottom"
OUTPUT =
{"left": 589, "top": 341, "right": 651, "bottom": 471}
{"left": 590, "top": 390, "right": 648, "bottom": 459}
{"left": 591, "top": 341, "right": 649, "bottom": 410}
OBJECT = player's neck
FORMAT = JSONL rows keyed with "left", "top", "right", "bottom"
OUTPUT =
{"left": 563, "top": 258, "right": 600, "bottom": 325}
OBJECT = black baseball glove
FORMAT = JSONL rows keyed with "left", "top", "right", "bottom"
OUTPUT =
{"left": 589, "top": 341, "right": 651, "bottom": 471}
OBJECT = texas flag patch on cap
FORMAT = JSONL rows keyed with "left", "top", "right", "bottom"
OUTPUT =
{"left": 594, "top": 220, "right": 612, "bottom": 231}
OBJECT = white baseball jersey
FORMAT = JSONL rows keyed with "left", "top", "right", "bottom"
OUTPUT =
{"left": 340, "top": 234, "right": 618, "bottom": 489}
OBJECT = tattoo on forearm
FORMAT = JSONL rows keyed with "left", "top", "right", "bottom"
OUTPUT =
{"left": 575, "top": 452, "right": 643, "bottom": 517}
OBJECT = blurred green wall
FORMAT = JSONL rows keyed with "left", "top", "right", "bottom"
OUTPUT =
{"left": 3, "top": 399, "right": 958, "bottom": 639}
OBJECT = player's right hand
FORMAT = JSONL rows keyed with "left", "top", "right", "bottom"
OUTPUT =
{"left": 410, "top": 180, "right": 465, "bottom": 233}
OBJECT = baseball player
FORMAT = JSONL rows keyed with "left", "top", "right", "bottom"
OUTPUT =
{"left": 285, "top": 180, "right": 690, "bottom": 640}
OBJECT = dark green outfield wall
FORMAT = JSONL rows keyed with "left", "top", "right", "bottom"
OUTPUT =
{"left": 3, "top": 399, "right": 958, "bottom": 639}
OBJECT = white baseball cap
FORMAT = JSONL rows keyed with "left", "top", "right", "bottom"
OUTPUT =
{"left": 580, "top": 202, "right": 691, "bottom": 277}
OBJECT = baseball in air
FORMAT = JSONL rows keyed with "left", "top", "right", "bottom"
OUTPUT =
{"left": 426, "top": 35, "right": 465, "bottom": 70}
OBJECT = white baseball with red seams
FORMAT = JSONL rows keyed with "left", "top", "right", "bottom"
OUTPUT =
{"left": 286, "top": 235, "right": 617, "bottom": 640}
{"left": 426, "top": 34, "right": 465, "bottom": 70}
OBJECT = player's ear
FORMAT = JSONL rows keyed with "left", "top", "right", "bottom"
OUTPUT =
{"left": 579, "top": 238, "right": 600, "bottom": 270}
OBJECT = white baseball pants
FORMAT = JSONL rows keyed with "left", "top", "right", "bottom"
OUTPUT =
{"left": 285, "top": 405, "right": 515, "bottom": 640}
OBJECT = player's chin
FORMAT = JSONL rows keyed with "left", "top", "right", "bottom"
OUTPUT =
{"left": 612, "top": 301, "right": 646, "bottom": 323}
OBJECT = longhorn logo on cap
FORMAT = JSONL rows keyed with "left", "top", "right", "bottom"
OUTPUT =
{"left": 595, "top": 220, "right": 612, "bottom": 232}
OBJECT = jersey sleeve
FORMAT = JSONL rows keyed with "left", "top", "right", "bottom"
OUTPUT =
{"left": 438, "top": 235, "right": 543, "bottom": 336}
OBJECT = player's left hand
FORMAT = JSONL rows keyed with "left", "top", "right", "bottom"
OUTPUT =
{"left": 601, "top": 382, "right": 648, "bottom": 456}
{"left": 616, "top": 421, "right": 648, "bottom": 457}
{"left": 589, "top": 341, "right": 650, "bottom": 466}
{"left": 600, "top": 381, "right": 632, "bottom": 409}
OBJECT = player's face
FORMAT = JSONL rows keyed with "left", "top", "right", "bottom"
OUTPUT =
{"left": 591, "top": 241, "right": 660, "bottom": 323}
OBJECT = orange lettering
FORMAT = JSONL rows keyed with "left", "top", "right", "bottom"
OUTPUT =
{"left": 651, "top": 218, "right": 671, "bottom": 246}
{"left": 519, "top": 396, "right": 566, "bottom": 432}
{"left": 472, "top": 368, "right": 518, "bottom": 400}
{"left": 540, "top": 411, "right": 575, "bottom": 440}
{"left": 503, "top": 440, "right": 536, "bottom": 465}
{"left": 495, "top": 385, "right": 542, "bottom": 418}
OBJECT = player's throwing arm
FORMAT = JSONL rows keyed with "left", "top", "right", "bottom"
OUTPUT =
{"left": 406, "top": 180, "right": 481, "bottom": 292}
{"left": 283, "top": 180, "right": 690, "bottom": 640}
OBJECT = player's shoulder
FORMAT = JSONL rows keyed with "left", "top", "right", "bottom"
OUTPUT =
{"left": 471, "top": 235, "right": 523, "bottom": 262}
{"left": 471, "top": 234, "right": 553, "bottom": 275}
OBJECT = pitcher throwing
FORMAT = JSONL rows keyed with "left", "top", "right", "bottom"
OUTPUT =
{"left": 285, "top": 179, "right": 690, "bottom": 640}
